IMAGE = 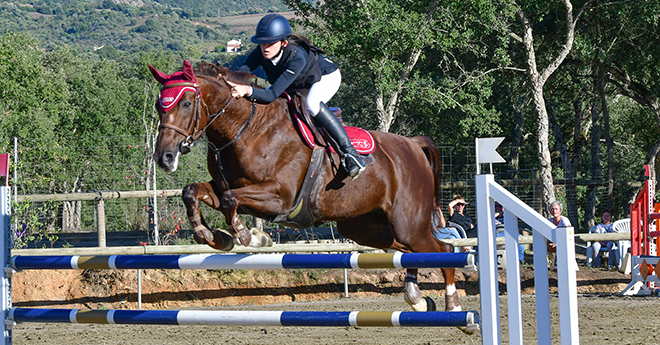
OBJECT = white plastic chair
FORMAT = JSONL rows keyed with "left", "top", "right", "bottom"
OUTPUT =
{"left": 447, "top": 222, "right": 468, "bottom": 239}
{"left": 613, "top": 218, "right": 631, "bottom": 269}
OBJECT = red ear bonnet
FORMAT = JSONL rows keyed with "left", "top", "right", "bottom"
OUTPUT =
{"left": 149, "top": 60, "right": 200, "bottom": 112}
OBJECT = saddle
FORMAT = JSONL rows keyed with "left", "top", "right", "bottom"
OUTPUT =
{"left": 270, "top": 93, "right": 375, "bottom": 229}
{"left": 285, "top": 93, "right": 375, "bottom": 155}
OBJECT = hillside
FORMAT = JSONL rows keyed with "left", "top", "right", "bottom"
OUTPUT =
{"left": 0, "top": 0, "right": 292, "bottom": 56}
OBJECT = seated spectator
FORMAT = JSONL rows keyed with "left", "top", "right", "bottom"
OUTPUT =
{"left": 431, "top": 203, "right": 468, "bottom": 252}
{"left": 448, "top": 195, "right": 475, "bottom": 236}
{"left": 590, "top": 210, "right": 616, "bottom": 269}
{"left": 547, "top": 200, "right": 579, "bottom": 271}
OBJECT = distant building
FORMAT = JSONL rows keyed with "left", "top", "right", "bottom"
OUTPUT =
{"left": 226, "top": 39, "right": 242, "bottom": 53}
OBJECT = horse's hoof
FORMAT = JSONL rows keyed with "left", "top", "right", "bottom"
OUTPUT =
{"left": 193, "top": 232, "right": 206, "bottom": 244}
{"left": 248, "top": 228, "right": 273, "bottom": 247}
{"left": 212, "top": 229, "right": 234, "bottom": 251}
{"left": 457, "top": 326, "right": 476, "bottom": 335}
{"left": 404, "top": 292, "right": 427, "bottom": 311}
{"left": 424, "top": 297, "right": 436, "bottom": 311}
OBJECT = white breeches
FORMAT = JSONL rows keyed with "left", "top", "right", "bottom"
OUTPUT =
{"left": 307, "top": 69, "right": 341, "bottom": 116}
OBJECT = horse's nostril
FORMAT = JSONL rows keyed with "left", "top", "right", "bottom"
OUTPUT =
{"left": 162, "top": 152, "right": 175, "bottom": 166}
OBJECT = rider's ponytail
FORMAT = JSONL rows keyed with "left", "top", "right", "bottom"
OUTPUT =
{"left": 288, "top": 33, "right": 326, "bottom": 55}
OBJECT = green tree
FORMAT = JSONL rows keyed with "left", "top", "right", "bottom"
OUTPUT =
{"left": 285, "top": 0, "right": 509, "bottom": 148}
{"left": 0, "top": 32, "right": 67, "bottom": 143}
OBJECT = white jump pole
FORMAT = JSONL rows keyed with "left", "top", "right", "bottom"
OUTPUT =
{"left": 1, "top": 178, "right": 12, "bottom": 344}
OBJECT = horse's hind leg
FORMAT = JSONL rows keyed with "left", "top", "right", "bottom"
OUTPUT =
{"left": 182, "top": 181, "right": 234, "bottom": 251}
{"left": 403, "top": 268, "right": 436, "bottom": 311}
{"left": 402, "top": 265, "right": 459, "bottom": 311}
{"left": 391, "top": 222, "right": 463, "bottom": 315}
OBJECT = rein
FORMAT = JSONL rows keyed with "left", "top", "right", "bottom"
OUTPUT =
{"left": 207, "top": 101, "right": 257, "bottom": 190}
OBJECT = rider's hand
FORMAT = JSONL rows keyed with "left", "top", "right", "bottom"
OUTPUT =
{"left": 226, "top": 80, "right": 252, "bottom": 99}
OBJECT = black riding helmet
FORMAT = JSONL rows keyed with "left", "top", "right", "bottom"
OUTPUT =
{"left": 251, "top": 14, "right": 292, "bottom": 44}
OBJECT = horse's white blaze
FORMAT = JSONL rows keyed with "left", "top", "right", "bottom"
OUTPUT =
{"left": 170, "top": 151, "right": 180, "bottom": 171}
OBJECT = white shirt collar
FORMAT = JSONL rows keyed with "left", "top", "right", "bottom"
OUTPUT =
{"left": 270, "top": 50, "right": 284, "bottom": 65}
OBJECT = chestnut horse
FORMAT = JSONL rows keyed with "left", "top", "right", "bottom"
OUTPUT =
{"left": 149, "top": 60, "right": 464, "bottom": 319}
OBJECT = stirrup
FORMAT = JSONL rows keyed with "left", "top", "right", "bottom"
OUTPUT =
{"left": 342, "top": 154, "right": 367, "bottom": 180}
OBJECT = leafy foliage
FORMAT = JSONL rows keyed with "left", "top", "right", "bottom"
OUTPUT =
{"left": 0, "top": 0, "right": 288, "bottom": 56}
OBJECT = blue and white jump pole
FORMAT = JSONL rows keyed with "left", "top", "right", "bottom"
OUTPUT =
{"left": 9, "top": 309, "right": 478, "bottom": 328}
{"left": 10, "top": 252, "right": 475, "bottom": 271}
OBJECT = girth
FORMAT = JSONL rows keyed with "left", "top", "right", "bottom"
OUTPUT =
{"left": 271, "top": 147, "right": 325, "bottom": 228}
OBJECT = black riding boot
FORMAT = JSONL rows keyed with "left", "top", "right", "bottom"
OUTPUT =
{"left": 314, "top": 102, "right": 367, "bottom": 179}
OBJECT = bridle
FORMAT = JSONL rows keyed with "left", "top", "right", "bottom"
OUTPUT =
{"left": 158, "top": 81, "right": 235, "bottom": 153}
{"left": 157, "top": 79, "right": 258, "bottom": 191}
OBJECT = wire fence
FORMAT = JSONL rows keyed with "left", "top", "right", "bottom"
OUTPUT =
{"left": 9, "top": 135, "right": 639, "bottom": 248}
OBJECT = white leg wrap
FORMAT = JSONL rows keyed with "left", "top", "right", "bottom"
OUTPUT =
{"left": 247, "top": 228, "right": 273, "bottom": 248}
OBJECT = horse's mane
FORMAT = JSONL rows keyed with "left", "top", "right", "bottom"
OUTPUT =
{"left": 195, "top": 61, "right": 258, "bottom": 86}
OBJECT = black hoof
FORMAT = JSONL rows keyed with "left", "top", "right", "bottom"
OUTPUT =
{"left": 424, "top": 297, "right": 436, "bottom": 311}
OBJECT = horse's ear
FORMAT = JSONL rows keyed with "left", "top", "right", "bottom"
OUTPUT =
{"left": 182, "top": 60, "right": 195, "bottom": 82}
{"left": 148, "top": 64, "right": 169, "bottom": 85}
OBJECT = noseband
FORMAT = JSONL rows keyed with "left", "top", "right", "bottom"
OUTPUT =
{"left": 158, "top": 81, "right": 233, "bottom": 153}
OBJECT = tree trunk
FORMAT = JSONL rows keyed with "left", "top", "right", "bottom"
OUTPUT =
{"left": 509, "top": 94, "right": 527, "bottom": 179}
{"left": 517, "top": 0, "right": 579, "bottom": 215}
{"left": 585, "top": 72, "right": 604, "bottom": 233}
{"left": 531, "top": 88, "right": 556, "bottom": 215}
{"left": 548, "top": 101, "right": 579, "bottom": 228}
{"left": 599, "top": 66, "right": 614, "bottom": 211}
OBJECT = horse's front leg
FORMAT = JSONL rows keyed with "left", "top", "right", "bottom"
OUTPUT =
{"left": 220, "top": 180, "right": 288, "bottom": 247}
{"left": 182, "top": 181, "right": 235, "bottom": 251}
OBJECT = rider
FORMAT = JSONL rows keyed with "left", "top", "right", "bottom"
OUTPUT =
{"left": 226, "top": 13, "right": 367, "bottom": 179}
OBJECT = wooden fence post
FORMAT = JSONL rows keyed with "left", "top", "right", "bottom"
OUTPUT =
{"left": 96, "top": 197, "right": 106, "bottom": 247}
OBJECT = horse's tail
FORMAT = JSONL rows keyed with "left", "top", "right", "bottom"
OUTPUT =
{"left": 412, "top": 136, "right": 443, "bottom": 229}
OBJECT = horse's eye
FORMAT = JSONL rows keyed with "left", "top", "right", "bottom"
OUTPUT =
{"left": 182, "top": 101, "right": 192, "bottom": 109}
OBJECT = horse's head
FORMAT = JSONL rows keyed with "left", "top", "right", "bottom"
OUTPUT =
{"left": 149, "top": 60, "right": 260, "bottom": 172}
{"left": 149, "top": 60, "right": 202, "bottom": 172}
